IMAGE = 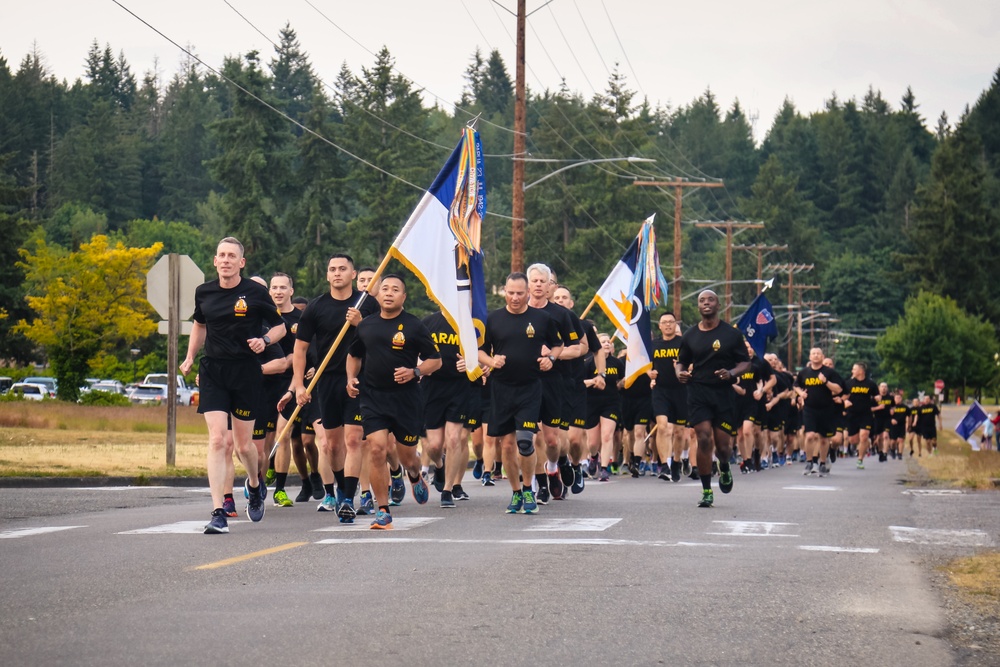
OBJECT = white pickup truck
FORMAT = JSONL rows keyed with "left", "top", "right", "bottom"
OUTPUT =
{"left": 142, "top": 373, "right": 196, "bottom": 406}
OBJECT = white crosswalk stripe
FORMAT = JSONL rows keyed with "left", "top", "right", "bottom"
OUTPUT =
{"left": 0, "top": 526, "right": 86, "bottom": 539}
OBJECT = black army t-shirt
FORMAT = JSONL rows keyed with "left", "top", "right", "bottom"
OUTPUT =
{"left": 844, "top": 377, "right": 879, "bottom": 415}
{"left": 651, "top": 337, "right": 682, "bottom": 389}
{"left": 422, "top": 311, "right": 465, "bottom": 382}
{"left": 795, "top": 365, "right": 845, "bottom": 410}
{"left": 481, "top": 306, "right": 562, "bottom": 386}
{"left": 193, "top": 277, "right": 284, "bottom": 361}
{"left": 677, "top": 321, "right": 750, "bottom": 386}
{"left": 349, "top": 311, "right": 441, "bottom": 391}
{"left": 296, "top": 290, "right": 380, "bottom": 374}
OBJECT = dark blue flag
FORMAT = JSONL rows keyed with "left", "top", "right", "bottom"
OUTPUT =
{"left": 955, "top": 401, "right": 989, "bottom": 445}
{"left": 737, "top": 292, "right": 778, "bottom": 358}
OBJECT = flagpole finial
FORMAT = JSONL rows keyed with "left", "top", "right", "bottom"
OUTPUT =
{"left": 763, "top": 277, "right": 775, "bottom": 292}
{"left": 466, "top": 113, "right": 481, "bottom": 130}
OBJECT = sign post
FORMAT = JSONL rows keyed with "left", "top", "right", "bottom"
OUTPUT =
{"left": 146, "top": 254, "right": 203, "bottom": 467}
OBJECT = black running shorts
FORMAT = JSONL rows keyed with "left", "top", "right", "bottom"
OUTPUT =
{"left": 651, "top": 385, "right": 689, "bottom": 426}
{"left": 197, "top": 357, "right": 263, "bottom": 421}
{"left": 487, "top": 380, "right": 542, "bottom": 438}
{"left": 803, "top": 406, "right": 837, "bottom": 438}
{"left": 422, "top": 377, "right": 478, "bottom": 430}
{"left": 621, "top": 392, "right": 653, "bottom": 430}
{"left": 686, "top": 382, "right": 738, "bottom": 436}
{"left": 846, "top": 413, "right": 873, "bottom": 437}
{"left": 562, "top": 376, "right": 588, "bottom": 430}
{"left": 359, "top": 385, "right": 423, "bottom": 445}
{"left": 585, "top": 396, "right": 620, "bottom": 430}
{"left": 539, "top": 374, "right": 563, "bottom": 428}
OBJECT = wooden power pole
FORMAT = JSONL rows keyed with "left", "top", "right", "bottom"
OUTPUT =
{"left": 510, "top": 0, "right": 527, "bottom": 272}
{"left": 693, "top": 221, "right": 764, "bottom": 318}
{"left": 733, "top": 243, "right": 787, "bottom": 294}
{"left": 633, "top": 180, "right": 724, "bottom": 319}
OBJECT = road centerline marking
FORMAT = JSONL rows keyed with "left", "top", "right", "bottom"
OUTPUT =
{"left": 190, "top": 542, "right": 309, "bottom": 571}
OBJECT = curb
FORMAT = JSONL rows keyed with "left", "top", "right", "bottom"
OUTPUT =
{"left": 0, "top": 476, "right": 210, "bottom": 488}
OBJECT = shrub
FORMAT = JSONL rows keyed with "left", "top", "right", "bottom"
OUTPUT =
{"left": 78, "top": 390, "right": 131, "bottom": 407}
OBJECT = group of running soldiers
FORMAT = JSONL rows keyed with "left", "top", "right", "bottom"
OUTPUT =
{"left": 182, "top": 237, "right": 944, "bottom": 533}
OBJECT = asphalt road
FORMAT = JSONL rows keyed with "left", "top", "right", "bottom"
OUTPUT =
{"left": 3, "top": 446, "right": 999, "bottom": 667}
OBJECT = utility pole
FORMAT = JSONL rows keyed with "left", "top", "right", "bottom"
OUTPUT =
{"left": 693, "top": 221, "right": 764, "bottom": 318}
{"left": 766, "top": 263, "right": 814, "bottom": 369}
{"left": 510, "top": 0, "right": 527, "bottom": 272}
{"left": 792, "top": 289, "right": 821, "bottom": 365}
{"left": 733, "top": 243, "right": 787, "bottom": 294}
{"left": 633, "top": 180, "right": 724, "bottom": 319}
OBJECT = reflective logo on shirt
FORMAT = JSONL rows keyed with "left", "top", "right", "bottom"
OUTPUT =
{"left": 235, "top": 298, "right": 248, "bottom": 317}
{"left": 712, "top": 339, "right": 720, "bottom": 352}
{"left": 526, "top": 323, "right": 535, "bottom": 338}
{"left": 392, "top": 324, "right": 406, "bottom": 350}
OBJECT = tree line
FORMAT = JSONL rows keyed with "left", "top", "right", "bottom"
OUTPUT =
{"left": 1, "top": 26, "right": 998, "bottom": 398}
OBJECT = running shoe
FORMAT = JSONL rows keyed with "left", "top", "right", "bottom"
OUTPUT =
{"left": 818, "top": 462, "right": 830, "bottom": 477}
{"left": 505, "top": 491, "right": 524, "bottom": 514}
{"left": 587, "top": 456, "right": 599, "bottom": 478}
{"left": 698, "top": 489, "right": 714, "bottom": 508}
{"left": 222, "top": 498, "right": 238, "bottom": 518}
{"left": 441, "top": 491, "right": 456, "bottom": 508}
{"left": 204, "top": 509, "right": 229, "bottom": 534}
{"left": 803, "top": 461, "right": 813, "bottom": 476}
{"left": 688, "top": 466, "right": 699, "bottom": 480}
{"left": 521, "top": 490, "right": 538, "bottom": 514}
{"left": 453, "top": 486, "right": 470, "bottom": 501}
{"left": 779, "top": 454, "right": 787, "bottom": 467}
{"left": 265, "top": 468, "right": 276, "bottom": 485}
{"left": 598, "top": 468, "right": 610, "bottom": 482}
{"left": 670, "top": 460, "right": 681, "bottom": 483}
{"left": 295, "top": 479, "right": 312, "bottom": 503}
{"left": 246, "top": 485, "right": 265, "bottom": 522}
{"left": 682, "top": 459, "right": 691, "bottom": 477}
{"left": 432, "top": 465, "right": 445, "bottom": 493}
{"left": 337, "top": 498, "right": 356, "bottom": 523}
{"left": 481, "top": 471, "right": 495, "bottom": 487}
{"left": 412, "top": 476, "right": 430, "bottom": 505}
{"left": 628, "top": 459, "right": 640, "bottom": 478}
{"left": 610, "top": 463, "right": 620, "bottom": 475}
{"left": 317, "top": 494, "right": 337, "bottom": 512}
{"left": 809, "top": 462, "right": 820, "bottom": 476}
{"left": 829, "top": 449, "right": 837, "bottom": 463}
{"left": 273, "top": 489, "right": 293, "bottom": 507}
{"left": 571, "top": 465, "right": 585, "bottom": 494}
{"left": 719, "top": 467, "right": 734, "bottom": 494}
{"left": 740, "top": 460, "right": 750, "bottom": 475}
{"left": 472, "top": 459, "right": 484, "bottom": 480}
{"left": 658, "top": 467, "right": 672, "bottom": 481}
{"left": 243, "top": 474, "right": 267, "bottom": 502}
{"left": 369, "top": 510, "right": 393, "bottom": 530}
{"left": 857, "top": 459, "right": 865, "bottom": 470}
{"left": 390, "top": 470, "right": 406, "bottom": 505}
{"left": 358, "top": 491, "right": 375, "bottom": 515}
{"left": 309, "top": 472, "right": 324, "bottom": 500}
{"left": 536, "top": 485, "right": 550, "bottom": 505}
{"left": 548, "top": 472, "right": 565, "bottom": 500}
{"left": 559, "top": 460, "right": 575, "bottom": 487}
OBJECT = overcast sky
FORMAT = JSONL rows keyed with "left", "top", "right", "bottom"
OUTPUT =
{"left": 2, "top": 0, "right": 998, "bottom": 144}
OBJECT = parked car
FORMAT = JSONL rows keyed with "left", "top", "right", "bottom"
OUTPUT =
{"left": 0, "top": 377, "right": 12, "bottom": 394}
{"left": 22, "top": 376, "right": 57, "bottom": 398}
{"left": 90, "top": 381, "right": 127, "bottom": 395}
{"left": 128, "top": 384, "right": 168, "bottom": 405}
{"left": 142, "top": 373, "right": 196, "bottom": 406}
{"left": 8, "top": 382, "right": 48, "bottom": 401}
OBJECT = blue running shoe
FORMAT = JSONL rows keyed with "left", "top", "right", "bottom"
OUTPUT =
{"left": 412, "top": 477, "right": 429, "bottom": 505}
{"left": 481, "top": 471, "right": 495, "bottom": 487}
{"left": 369, "top": 509, "right": 393, "bottom": 530}
{"left": 472, "top": 459, "right": 484, "bottom": 480}
{"left": 521, "top": 490, "right": 538, "bottom": 514}
{"left": 390, "top": 470, "right": 406, "bottom": 505}
{"left": 337, "top": 498, "right": 356, "bottom": 523}
{"left": 244, "top": 474, "right": 267, "bottom": 501}
{"left": 358, "top": 491, "right": 374, "bottom": 515}
{"left": 246, "top": 484, "right": 265, "bottom": 522}
{"left": 317, "top": 494, "right": 337, "bottom": 512}
{"left": 204, "top": 509, "right": 229, "bottom": 534}
{"left": 506, "top": 491, "right": 524, "bottom": 514}
{"left": 222, "top": 498, "right": 238, "bottom": 518}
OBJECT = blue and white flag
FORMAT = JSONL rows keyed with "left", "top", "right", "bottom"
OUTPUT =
{"left": 955, "top": 400, "right": 989, "bottom": 448}
{"left": 737, "top": 291, "right": 778, "bottom": 358}
{"left": 389, "top": 128, "right": 488, "bottom": 381}
{"left": 593, "top": 218, "right": 661, "bottom": 388}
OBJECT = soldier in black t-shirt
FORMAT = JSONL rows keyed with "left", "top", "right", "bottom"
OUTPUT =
{"left": 842, "top": 362, "right": 879, "bottom": 470}
{"left": 763, "top": 354, "right": 797, "bottom": 465}
{"left": 290, "top": 254, "right": 380, "bottom": 522}
{"left": 732, "top": 340, "right": 775, "bottom": 473}
{"left": 347, "top": 275, "right": 442, "bottom": 529}
{"left": 479, "top": 272, "right": 563, "bottom": 515}
{"left": 650, "top": 312, "right": 690, "bottom": 482}
{"left": 888, "top": 392, "right": 910, "bottom": 456}
{"left": 793, "top": 347, "right": 844, "bottom": 476}
{"left": 552, "top": 284, "right": 601, "bottom": 494}
{"left": 584, "top": 333, "right": 622, "bottom": 482}
{"left": 871, "top": 382, "right": 894, "bottom": 461}
{"left": 181, "top": 237, "right": 286, "bottom": 534}
{"left": 915, "top": 395, "right": 942, "bottom": 455}
{"left": 421, "top": 310, "right": 481, "bottom": 507}
{"left": 676, "top": 290, "right": 751, "bottom": 508}
{"left": 525, "top": 265, "right": 581, "bottom": 502}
